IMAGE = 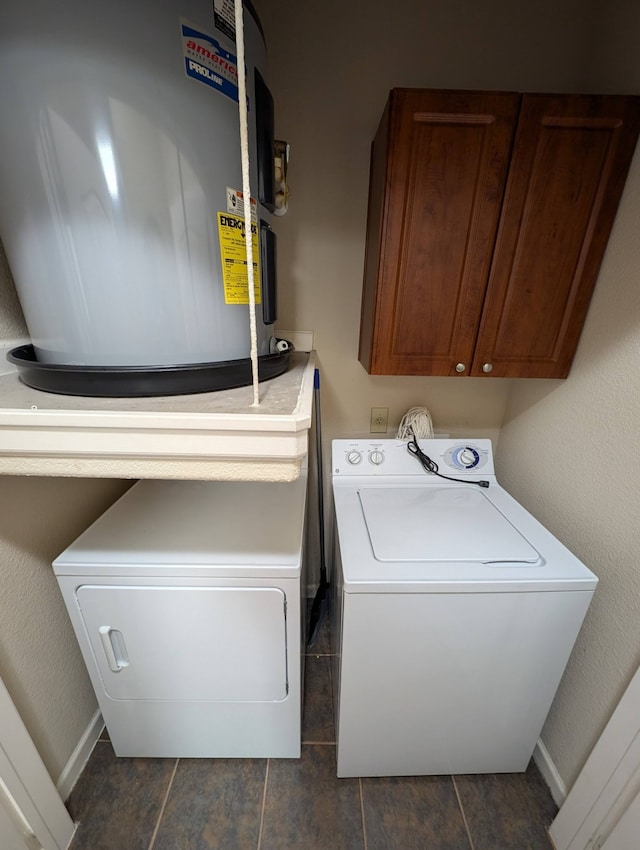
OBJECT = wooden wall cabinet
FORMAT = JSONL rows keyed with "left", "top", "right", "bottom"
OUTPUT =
{"left": 358, "top": 89, "right": 640, "bottom": 378}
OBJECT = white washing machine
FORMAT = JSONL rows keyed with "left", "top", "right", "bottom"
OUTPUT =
{"left": 54, "top": 473, "right": 307, "bottom": 758}
{"left": 331, "top": 438, "right": 597, "bottom": 778}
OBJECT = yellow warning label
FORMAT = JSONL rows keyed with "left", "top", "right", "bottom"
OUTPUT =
{"left": 217, "top": 212, "right": 261, "bottom": 304}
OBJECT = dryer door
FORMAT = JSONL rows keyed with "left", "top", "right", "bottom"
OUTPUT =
{"left": 75, "top": 585, "right": 288, "bottom": 702}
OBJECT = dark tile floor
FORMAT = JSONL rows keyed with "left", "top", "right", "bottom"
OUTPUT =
{"left": 67, "top": 608, "right": 557, "bottom": 849}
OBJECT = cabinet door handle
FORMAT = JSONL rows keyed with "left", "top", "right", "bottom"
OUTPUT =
{"left": 482, "top": 363, "right": 493, "bottom": 373}
{"left": 98, "top": 626, "right": 130, "bottom": 673}
{"left": 455, "top": 363, "right": 466, "bottom": 373}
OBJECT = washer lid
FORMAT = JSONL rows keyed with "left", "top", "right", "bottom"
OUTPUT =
{"left": 358, "top": 487, "right": 540, "bottom": 563}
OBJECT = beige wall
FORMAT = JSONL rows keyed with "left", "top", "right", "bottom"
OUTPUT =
{"left": 256, "top": 0, "right": 592, "bottom": 442}
{"left": 0, "top": 239, "right": 27, "bottom": 339}
{"left": 258, "top": 0, "right": 640, "bottom": 792}
{"left": 0, "top": 0, "right": 630, "bottom": 792}
{"left": 495, "top": 0, "right": 640, "bottom": 789}
{"left": 0, "top": 476, "right": 130, "bottom": 780}
{"left": 1, "top": 244, "right": 132, "bottom": 783}
{"left": 1, "top": 235, "right": 132, "bottom": 784}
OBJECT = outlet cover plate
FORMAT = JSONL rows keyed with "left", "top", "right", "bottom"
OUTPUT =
{"left": 370, "top": 407, "right": 388, "bottom": 433}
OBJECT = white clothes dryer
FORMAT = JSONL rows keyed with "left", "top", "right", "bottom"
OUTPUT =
{"left": 331, "top": 439, "right": 597, "bottom": 778}
{"left": 54, "top": 474, "right": 307, "bottom": 758}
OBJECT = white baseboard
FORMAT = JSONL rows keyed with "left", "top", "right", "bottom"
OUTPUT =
{"left": 534, "top": 737, "right": 567, "bottom": 807}
{"left": 56, "top": 710, "right": 104, "bottom": 802}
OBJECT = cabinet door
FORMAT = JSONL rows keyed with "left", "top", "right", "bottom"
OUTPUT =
{"left": 359, "top": 89, "right": 519, "bottom": 375}
{"left": 473, "top": 94, "right": 640, "bottom": 378}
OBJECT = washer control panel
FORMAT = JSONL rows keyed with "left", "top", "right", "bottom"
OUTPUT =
{"left": 344, "top": 448, "right": 387, "bottom": 467}
{"left": 333, "top": 439, "right": 494, "bottom": 477}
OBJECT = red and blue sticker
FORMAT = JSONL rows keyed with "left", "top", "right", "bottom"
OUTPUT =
{"left": 181, "top": 21, "right": 238, "bottom": 102}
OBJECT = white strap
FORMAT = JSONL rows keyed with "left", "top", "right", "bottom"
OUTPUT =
{"left": 234, "top": 0, "right": 260, "bottom": 406}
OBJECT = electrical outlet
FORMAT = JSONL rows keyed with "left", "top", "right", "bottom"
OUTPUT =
{"left": 370, "top": 407, "right": 389, "bottom": 433}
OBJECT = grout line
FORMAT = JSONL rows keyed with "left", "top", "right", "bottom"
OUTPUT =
{"left": 359, "top": 778, "right": 368, "bottom": 850}
{"left": 256, "top": 758, "right": 270, "bottom": 850}
{"left": 147, "top": 758, "right": 179, "bottom": 850}
{"left": 452, "top": 775, "right": 476, "bottom": 850}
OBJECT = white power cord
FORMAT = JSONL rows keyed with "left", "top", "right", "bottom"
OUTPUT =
{"left": 396, "top": 407, "right": 434, "bottom": 439}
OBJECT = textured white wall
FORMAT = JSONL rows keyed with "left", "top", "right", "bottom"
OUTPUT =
{"left": 254, "top": 0, "right": 592, "bottom": 442}
{"left": 0, "top": 0, "right": 611, "bottom": 787}
{"left": 496, "top": 0, "right": 640, "bottom": 787}
{"left": 0, "top": 476, "right": 130, "bottom": 780}
{"left": 0, "top": 238, "right": 27, "bottom": 340}
{"left": 1, "top": 221, "right": 130, "bottom": 784}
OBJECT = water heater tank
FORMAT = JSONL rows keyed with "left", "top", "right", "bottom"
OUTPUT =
{"left": 0, "top": 0, "right": 287, "bottom": 395}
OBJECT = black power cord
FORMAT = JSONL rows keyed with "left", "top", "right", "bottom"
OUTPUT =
{"left": 407, "top": 435, "right": 490, "bottom": 488}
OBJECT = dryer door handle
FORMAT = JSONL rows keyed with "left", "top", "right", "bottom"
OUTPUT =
{"left": 98, "top": 626, "right": 130, "bottom": 673}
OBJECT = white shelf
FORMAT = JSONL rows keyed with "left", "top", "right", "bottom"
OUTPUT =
{"left": 0, "top": 350, "right": 315, "bottom": 481}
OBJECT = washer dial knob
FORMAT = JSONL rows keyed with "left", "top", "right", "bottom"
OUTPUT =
{"left": 445, "top": 443, "right": 487, "bottom": 471}
{"left": 369, "top": 450, "right": 385, "bottom": 466}
{"left": 346, "top": 450, "right": 362, "bottom": 465}
{"left": 447, "top": 445, "right": 481, "bottom": 469}
{"left": 459, "top": 447, "right": 480, "bottom": 468}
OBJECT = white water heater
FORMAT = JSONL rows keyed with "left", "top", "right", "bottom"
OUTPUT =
{"left": 0, "top": 0, "right": 288, "bottom": 395}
